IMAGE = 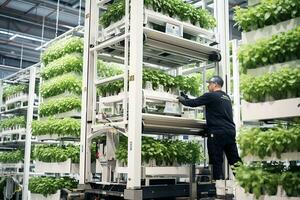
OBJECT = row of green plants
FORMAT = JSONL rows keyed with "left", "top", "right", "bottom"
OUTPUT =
{"left": 240, "top": 67, "right": 300, "bottom": 102}
{"left": 98, "top": 68, "right": 201, "bottom": 96}
{"left": 0, "top": 150, "right": 23, "bottom": 163}
{"left": 116, "top": 136, "right": 204, "bottom": 165}
{"left": 237, "top": 124, "right": 300, "bottom": 159}
{"left": 32, "top": 118, "right": 80, "bottom": 137}
{"left": 41, "top": 37, "right": 83, "bottom": 65}
{"left": 2, "top": 84, "right": 27, "bottom": 99}
{"left": 234, "top": 0, "right": 300, "bottom": 32}
{"left": 29, "top": 176, "right": 78, "bottom": 197}
{"left": 100, "top": 0, "right": 216, "bottom": 29}
{"left": 40, "top": 73, "right": 82, "bottom": 99}
{"left": 33, "top": 145, "right": 80, "bottom": 163}
{"left": 0, "top": 116, "right": 25, "bottom": 130}
{"left": 238, "top": 27, "right": 300, "bottom": 71}
{"left": 39, "top": 96, "right": 81, "bottom": 117}
{"left": 40, "top": 53, "right": 83, "bottom": 80}
{"left": 235, "top": 162, "right": 300, "bottom": 198}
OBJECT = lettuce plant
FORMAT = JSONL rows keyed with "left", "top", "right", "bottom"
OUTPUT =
{"left": 31, "top": 118, "right": 80, "bottom": 137}
{"left": 41, "top": 37, "right": 83, "bottom": 65}
{"left": 40, "top": 73, "right": 82, "bottom": 98}
{"left": 39, "top": 96, "right": 81, "bottom": 117}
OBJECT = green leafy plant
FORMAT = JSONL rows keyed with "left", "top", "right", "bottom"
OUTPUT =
{"left": 281, "top": 172, "right": 300, "bottom": 197}
{"left": 98, "top": 67, "right": 201, "bottom": 96}
{"left": 97, "top": 60, "right": 123, "bottom": 78}
{"left": 116, "top": 136, "right": 204, "bottom": 165}
{"left": 237, "top": 124, "right": 300, "bottom": 158}
{"left": 32, "top": 118, "right": 80, "bottom": 137}
{"left": 40, "top": 53, "right": 83, "bottom": 80}
{"left": 235, "top": 162, "right": 300, "bottom": 198}
{"left": 0, "top": 116, "right": 26, "bottom": 129}
{"left": 3, "top": 84, "right": 28, "bottom": 99}
{"left": 39, "top": 96, "right": 81, "bottom": 117}
{"left": 234, "top": 0, "right": 300, "bottom": 32}
{"left": 41, "top": 37, "right": 84, "bottom": 65}
{"left": 240, "top": 68, "right": 300, "bottom": 102}
{"left": 33, "top": 145, "right": 80, "bottom": 163}
{"left": 100, "top": 0, "right": 216, "bottom": 29}
{"left": 0, "top": 150, "right": 23, "bottom": 163}
{"left": 234, "top": 163, "right": 280, "bottom": 199}
{"left": 29, "top": 177, "right": 78, "bottom": 197}
{"left": 238, "top": 27, "right": 300, "bottom": 71}
{"left": 40, "top": 73, "right": 82, "bottom": 98}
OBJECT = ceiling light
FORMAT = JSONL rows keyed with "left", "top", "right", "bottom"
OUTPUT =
{"left": 9, "top": 34, "right": 18, "bottom": 40}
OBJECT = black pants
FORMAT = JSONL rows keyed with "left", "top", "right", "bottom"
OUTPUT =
{"left": 207, "top": 131, "right": 241, "bottom": 180}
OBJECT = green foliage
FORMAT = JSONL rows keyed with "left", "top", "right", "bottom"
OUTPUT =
{"left": 281, "top": 172, "right": 300, "bottom": 196}
{"left": 31, "top": 118, "right": 80, "bottom": 137}
{"left": 41, "top": 37, "right": 83, "bottom": 65}
{"left": 3, "top": 84, "right": 28, "bottom": 99}
{"left": 238, "top": 27, "right": 300, "bottom": 71}
{"left": 116, "top": 136, "right": 204, "bottom": 165}
{"left": 235, "top": 163, "right": 300, "bottom": 198}
{"left": 234, "top": 0, "right": 300, "bottom": 32}
{"left": 0, "top": 150, "right": 23, "bottom": 163}
{"left": 237, "top": 124, "right": 300, "bottom": 158}
{"left": 39, "top": 96, "right": 81, "bottom": 117}
{"left": 98, "top": 67, "right": 201, "bottom": 96}
{"left": 41, "top": 53, "right": 83, "bottom": 80}
{"left": 40, "top": 73, "right": 82, "bottom": 98}
{"left": 240, "top": 68, "right": 300, "bottom": 102}
{"left": 33, "top": 145, "right": 80, "bottom": 163}
{"left": 234, "top": 163, "right": 280, "bottom": 198}
{"left": 0, "top": 116, "right": 26, "bottom": 129}
{"left": 29, "top": 177, "right": 78, "bottom": 197}
{"left": 97, "top": 60, "right": 123, "bottom": 78}
{"left": 100, "top": 0, "right": 216, "bottom": 29}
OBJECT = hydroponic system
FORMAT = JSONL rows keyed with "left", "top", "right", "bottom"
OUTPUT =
{"left": 0, "top": 0, "right": 299, "bottom": 200}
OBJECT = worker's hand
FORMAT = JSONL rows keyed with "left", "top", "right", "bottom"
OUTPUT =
{"left": 180, "top": 92, "right": 188, "bottom": 99}
{"left": 177, "top": 96, "right": 185, "bottom": 102}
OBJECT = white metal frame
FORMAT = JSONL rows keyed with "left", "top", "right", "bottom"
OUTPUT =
{"left": 0, "top": 65, "right": 39, "bottom": 200}
{"left": 81, "top": 0, "right": 229, "bottom": 198}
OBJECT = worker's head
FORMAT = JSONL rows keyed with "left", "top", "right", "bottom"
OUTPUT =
{"left": 206, "top": 76, "right": 224, "bottom": 92}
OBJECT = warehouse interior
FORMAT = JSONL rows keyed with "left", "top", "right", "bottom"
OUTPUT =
{"left": 0, "top": 0, "right": 299, "bottom": 200}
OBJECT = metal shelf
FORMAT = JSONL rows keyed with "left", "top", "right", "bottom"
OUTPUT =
{"left": 142, "top": 114, "right": 206, "bottom": 135}
{"left": 241, "top": 98, "right": 300, "bottom": 121}
{"left": 97, "top": 27, "right": 219, "bottom": 68}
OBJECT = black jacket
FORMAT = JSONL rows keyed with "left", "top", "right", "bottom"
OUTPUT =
{"left": 179, "top": 90, "right": 235, "bottom": 133}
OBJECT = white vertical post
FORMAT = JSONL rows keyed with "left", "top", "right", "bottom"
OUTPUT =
{"left": 80, "top": 0, "right": 97, "bottom": 185}
{"left": 127, "top": 0, "right": 144, "bottom": 190}
{"left": 55, "top": 0, "right": 60, "bottom": 37}
{"left": 216, "top": 0, "right": 230, "bottom": 92}
{"left": 22, "top": 66, "right": 36, "bottom": 200}
{"left": 232, "top": 39, "right": 241, "bottom": 131}
{"left": 216, "top": 0, "right": 230, "bottom": 180}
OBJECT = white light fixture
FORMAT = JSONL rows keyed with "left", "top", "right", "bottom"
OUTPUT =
{"left": 0, "top": 30, "right": 14, "bottom": 36}
{"left": 34, "top": 45, "right": 43, "bottom": 51}
{"left": 9, "top": 34, "right": 18, "bottom": 40}
{"left": 16, "top": 34, "right": 44, "bottom": 42}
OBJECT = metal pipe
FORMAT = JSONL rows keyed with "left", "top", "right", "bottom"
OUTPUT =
{"left": 55, "top": 0, "right": 60, "bottom": 37}
{"left": 22, "top": 66, "right": 36, "bottom": 200}
{"left": 19, "top": 44, "right": 23, "bottom": 69}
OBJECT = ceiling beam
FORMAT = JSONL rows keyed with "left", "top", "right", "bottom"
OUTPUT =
{"left": 0, "top": 0, "right": 12, "bottom": 9}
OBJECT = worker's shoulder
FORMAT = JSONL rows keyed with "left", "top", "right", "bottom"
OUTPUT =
{"left": 208, "top": 91, "right": 231, "bottom": 100}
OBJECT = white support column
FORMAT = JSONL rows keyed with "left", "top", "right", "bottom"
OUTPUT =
{"left": 216, "top": 0, "right": 230, "bottom": 180}
{"left": 22, "top": 67, "right": 36, "bottom": 200}
{"left": 232, "top": 39, "right": 241, "bottom": 131}
{"left": 126, "top": 0, "right": 144, "bottom": 190}
{"left": 216, "top": 0, "right": 230, "bottom": 93}
{"left": 79, "top": 0, "right": 98, "bottom": 185}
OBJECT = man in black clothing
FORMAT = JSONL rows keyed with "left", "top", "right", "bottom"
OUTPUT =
{"left": 177, "top": 75, "right": 241, "bottom": 180}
